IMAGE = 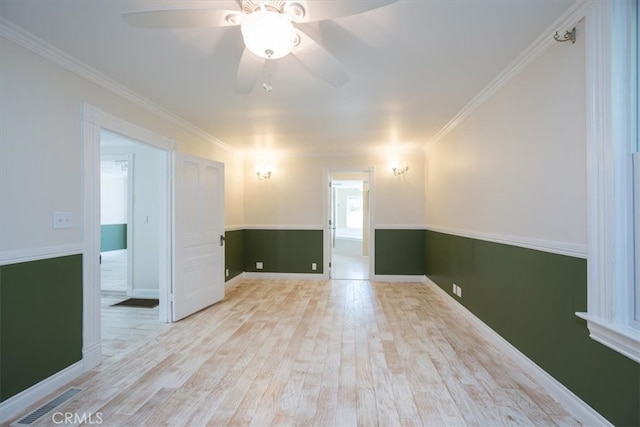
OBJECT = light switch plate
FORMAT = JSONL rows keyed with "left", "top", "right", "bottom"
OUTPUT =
{"left": 53, "top": 211, "right": 73, "bottom": 229}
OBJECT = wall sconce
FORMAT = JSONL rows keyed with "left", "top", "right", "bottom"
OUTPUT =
{"left": 256, "top": 167, "right": 272, "bottom": 180}
{"left": 391, "top": 162, "right": 409, "bottom": 176}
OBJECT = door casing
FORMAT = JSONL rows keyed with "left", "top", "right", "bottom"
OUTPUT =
{"left": 323, "top": 167, "right": 375, "bottom": 280}
{"left": 82, "top": 104, "right": 173, "bottom": 372}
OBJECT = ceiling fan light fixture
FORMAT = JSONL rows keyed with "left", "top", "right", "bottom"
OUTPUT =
{"left": 241, "top": 10, "right": 295, "bottom": 59}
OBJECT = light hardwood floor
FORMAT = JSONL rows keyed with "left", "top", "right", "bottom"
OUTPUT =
{"left": 10, "top": 278, "right": 583, "bottom": 426}
{"left": 101, "top": 291, "right": 168, "bottom": 361}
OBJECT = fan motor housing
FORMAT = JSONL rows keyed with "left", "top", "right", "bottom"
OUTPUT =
{"left": 241, "top": 1, "right": 287, "bottom": 14}
{"left": 241, "top": 1, "right": 305, "bottom": 21}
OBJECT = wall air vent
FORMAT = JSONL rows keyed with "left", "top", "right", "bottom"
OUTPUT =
{"left": 11, "top": 388, "right": 84, "bottom": 426}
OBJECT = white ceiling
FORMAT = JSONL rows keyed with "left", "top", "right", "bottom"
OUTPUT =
{"left": 0, "top": 0, "right": 576, "bottom": 154}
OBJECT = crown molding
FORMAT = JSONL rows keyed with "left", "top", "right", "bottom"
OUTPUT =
{"left": 423, "top": 0, "right": 592, "bottom": 153}
{"left": 0, "top": 17, "right": 235, "bottom": 153}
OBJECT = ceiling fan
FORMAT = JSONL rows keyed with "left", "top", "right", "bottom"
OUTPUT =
{"left": 122, "top": 0, "right": 397, "bottom": 93}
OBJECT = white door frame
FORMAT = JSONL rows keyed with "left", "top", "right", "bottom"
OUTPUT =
{"left": 323, "top": 167, "right": 375, "bottom": 280}
{"left": 82, "top": 103, "right": 174, "bottom": 372}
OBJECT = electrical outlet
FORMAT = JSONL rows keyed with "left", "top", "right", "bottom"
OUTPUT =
{"left": 453, "top": 284, "right": 462, "bottom": 298}
{"left": 311, "top": 263, "right": 317, "bottom": 271}
{"left": 225, "top": 268, "right": 229, "bottom": 277}
{"left": 256, "top": 262, "right": 263, "bottom": 270}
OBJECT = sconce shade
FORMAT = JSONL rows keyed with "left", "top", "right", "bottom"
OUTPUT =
{"left": 241, "top": 10, "right": 295, "bottom": 59}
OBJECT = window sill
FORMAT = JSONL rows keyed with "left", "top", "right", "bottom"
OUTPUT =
{"left": 576, "top": 312, "right": 640, "bottom": 364}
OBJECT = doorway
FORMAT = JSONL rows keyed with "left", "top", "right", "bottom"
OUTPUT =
{"left": 99, "top": 130, "right": 167, "bottom": 360}
{"left": 328, "top": 171, "right": 373, "bottom": 280}
{"left": 82, "top": 104, "right": 226, "bottom": 371}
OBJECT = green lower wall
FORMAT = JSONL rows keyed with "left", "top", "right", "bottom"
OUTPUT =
{"left": 224, "top": 229, "right": 244, "bottom": 281}
{"left": 244, "top": 229, "right": 323, "bottom": 274}
{"left": 0, "top": 254, "right": 83, "bottom": 402}
{"left": 425, "top": 230, "right": 639, "bottom": 426}
{"left": 375, "top": 229, "right": 425, "bottom": 275}
{"left": 100, "top": 224, "right": 127, "bottom": 252}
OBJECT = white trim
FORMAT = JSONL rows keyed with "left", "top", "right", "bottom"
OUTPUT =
{"left": 325, "top": 167, "right": 376, "bottom": 280}
{"left": 423, "top": 0, "right": 591, "bottom": 153}
{"left": 372, "top": 275, "right": 427, "bottom": 283}
{"left": 82, "top": 103, "right": 175, "bottom": 377}
{"left": 374, "top": 224, "right": 425, "bottom": 230}
{"left": 82, "top": 342, "right": 102, "bottom": 373}
{"left": 242, "top": 272, "right": 328, "bottom": 280}
{"left": 131, "top": 289, "right": 160, "bottom": 299}
{"left": 425, "top": 278, "right": 612, "bottom": 427}
{"left": 0, "top": 361, "right": 84, "bottom": 424}
{"left": 83, "top": 104, "right": 175, "bottom": 152}
{"left": 575, "top": 313, "right": 640, "bottom": 363}
{"left": 242, "top": 224, "right": 324, "bottom": 230}
{"left": 81, "top": 107, "right": 102, "bottom": 376}
{"left": 425, "top": 224, "right": 587, "bottom": 258}
{"left": 0, "top": 244, "right": 83, "bottom": 266}
{"left": 224, "top": 225, "right": 245, "bottom": 232}
{"left": 0, "top": 17, "right": 233, "bottom": 153}
{"left": 225, "top": 272, "right": 247, "bottom": 289}
{"left": 257, "top": 145, "right": 422, "bottom": 159}
{"left": 578, "top": 0, "right": 640, "bottom": 362}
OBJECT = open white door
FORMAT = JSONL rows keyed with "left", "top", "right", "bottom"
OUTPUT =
{"left": 173, "top": 152, "right": 225, "bottom": 321}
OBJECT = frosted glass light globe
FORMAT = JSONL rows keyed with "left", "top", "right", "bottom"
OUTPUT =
{"left": 241, "top": 10, "right": 295, "bottom": 59}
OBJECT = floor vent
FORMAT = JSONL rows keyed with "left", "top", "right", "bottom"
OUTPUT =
{"left": 11, "top": 388, "right": 84, "bottom": 426}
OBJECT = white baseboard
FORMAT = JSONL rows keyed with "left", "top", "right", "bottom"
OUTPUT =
{"left": 0, "top": 361, "right": 84, "bottom": 424}
{"left": 424, "top": 277, "right": 612, "bottom": 427}
{"left": 130, "top": 288, "right": 159, "bottom": 299}
{"left": 82, "top": 341, "right": 102, "bottom": 372}
{"left": 224, "top": 272, "right": 246, "bottom": 289}
{"left": 372, "top": 274, "right": 427, "bottom": 283}
{"left": 242, "top": 271, "right": 327, "bottom": 280}
{"left": 100, "top": 284, "right": 127, "bottom": 292}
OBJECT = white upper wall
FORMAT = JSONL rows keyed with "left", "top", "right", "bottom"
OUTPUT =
{"left": 244, "top": 148, "right": 425, "bottom": 228}
{"left": 0, "top": 37, "right": 244, "bottom": 252}
{"left": 424, "top": 20, "right": 586, "bottom": 249}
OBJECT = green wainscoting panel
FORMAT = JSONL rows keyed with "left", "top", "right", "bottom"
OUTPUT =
{"left": 375, "top": 229, "right": 425, "bottom": 275}
{"left": 244, "top": 229, "right": 323, "bottom": 274}
{"left": 101, "top": 224, "right": 127, "bottom": 252}
{"left": 424, "top": 230, "right": 639, "bottom": 426}
{"left": 0, "top": 254, "right": 83, "bottom": 402}
{"left": 225, "top": 229, "right": 244, "bottom": 281}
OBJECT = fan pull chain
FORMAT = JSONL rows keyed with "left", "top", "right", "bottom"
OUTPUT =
{"left": 262, "top": 58, "right": 273, "bottom": 92}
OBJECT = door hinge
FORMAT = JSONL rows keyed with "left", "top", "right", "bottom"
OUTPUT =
{"left": 220, "top": 234, "right": 225, "bottom": 246}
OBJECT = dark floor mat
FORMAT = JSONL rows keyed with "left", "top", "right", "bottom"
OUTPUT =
{"left": 111, "top": 298, "right": 159, "bottom": 308}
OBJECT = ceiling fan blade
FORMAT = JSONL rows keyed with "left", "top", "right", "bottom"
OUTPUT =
{"left": 122, "top": 9, "right": 241, "bottom": 28}
{"left": 293, "top": 0, "right": 398, "bottom": 23}
{"left": 236, "top": 48, "right": 263, "bottom": 94}
{"left": 291, "top": 29, "right": 349, "bottom": 88}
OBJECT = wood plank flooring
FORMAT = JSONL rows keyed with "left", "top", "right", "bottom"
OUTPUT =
{"left": 9, "top": 278, "right": 583, "bottom": 426}
{"left": 101, "top": 291, "right": 168, "bottom": 361}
